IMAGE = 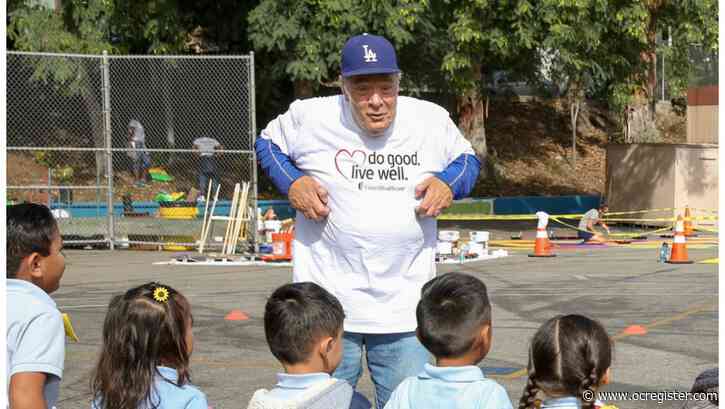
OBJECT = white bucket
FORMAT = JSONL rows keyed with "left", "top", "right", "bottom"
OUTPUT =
{"left": 264, "top": 220, "right": 282, "bottom": 232}
{"left": 438, "top": 230, "right": 460, "bottom": 242}
{"left": 469, "top": 231, "right": 490, "bottom": 243}
{"left": 467, "top": 243, "right": 487, "bottom": 256}
{"left": 436, "top": 241, "right": 453, "bottom": 255}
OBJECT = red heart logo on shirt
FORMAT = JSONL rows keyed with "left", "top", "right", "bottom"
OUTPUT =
{"left": 335, "top": 149, "right": 367, "bottom": 181}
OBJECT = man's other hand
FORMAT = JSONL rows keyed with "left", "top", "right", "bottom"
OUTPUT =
{"left": 289, "top": 176, "right": 330, "bottom": 221}
{"left": 415, "top": 176, "right": 453, "bottom": 217}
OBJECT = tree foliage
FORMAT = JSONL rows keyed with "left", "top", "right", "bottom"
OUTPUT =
{"left": 247, "top": 0, "right": 428, "bottom": 94}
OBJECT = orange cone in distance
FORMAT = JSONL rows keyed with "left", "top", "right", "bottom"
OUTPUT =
{"left": 225, "top": 309, "right": 249, "bottom": 321}
{"left": 667, "top": 215, "right": 694, "bottom": 264}
{"left": 683, "top": 206, "right": 695, "bottom": 237}
{"left": 529, "top": 227, "right": 556, "bottom": 257}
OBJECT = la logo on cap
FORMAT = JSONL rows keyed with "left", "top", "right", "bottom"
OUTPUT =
{"left": 362, "top": 45, "right": 377, "bottom": 63}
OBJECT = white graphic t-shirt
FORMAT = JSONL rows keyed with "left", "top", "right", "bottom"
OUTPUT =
{"left": 194, "top": 137, "right": 221, "bottom": 156}
{"left": 578, "top": 208, "right": 600, "bottom": 231}
{"left": 260, "top": 95, "right": 474, "bottom": 333}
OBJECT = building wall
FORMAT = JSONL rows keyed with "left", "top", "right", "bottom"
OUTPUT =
{"left": 606, "top": 144, "right": 718, "bottom": 226}
{"left": 687, "top": 86, "right": 718, "bottom": 144}
{"left": 674, "top": 146, "right": 719, "bottom": 227}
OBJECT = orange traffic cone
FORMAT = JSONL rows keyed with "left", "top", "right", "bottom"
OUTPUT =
{"left": 667, "top": 215, "right": 694, "bottom": 264}
{"left": 683, "top": 206, "right": 695, "bottom": 237}
{"left": 529, "top": 227, "right": 556, "bottom": 257}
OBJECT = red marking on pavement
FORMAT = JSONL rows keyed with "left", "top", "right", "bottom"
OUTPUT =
{"left": 225, "top": 309, "right": 249, "bottom": 321}
{"left": 621, "top": 325, "right": 647, "bottom": 336}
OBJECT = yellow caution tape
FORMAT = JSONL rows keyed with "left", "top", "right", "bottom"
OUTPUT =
{"left": 549, "top": 216, "right": 673, "bottom": 237}
{"left": 62, "top": 313, "right": 80, "bottom": 342}
{"left": 602, "top": 216, "right": 718, "bottom": 222}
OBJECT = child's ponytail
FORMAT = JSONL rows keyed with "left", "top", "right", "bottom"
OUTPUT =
{"left": 578, "top": 366, "right": 599, "bottom": 409}
{"left": 518, "top": 367, "right": 539, "bottom": 409}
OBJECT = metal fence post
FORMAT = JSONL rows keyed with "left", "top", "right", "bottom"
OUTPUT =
{"left": 249, "top": 51, "right": 259, "bottom": 252}
{"left": 101, "top": 51, "right": 115, "bottom": 250}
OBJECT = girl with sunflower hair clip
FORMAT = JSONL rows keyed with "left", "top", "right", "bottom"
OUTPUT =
{"left": 91, "top": 282, "right": 208, "bottom": 409}
{"left": 519, "top": 315, "right": 618, "bottom": 409}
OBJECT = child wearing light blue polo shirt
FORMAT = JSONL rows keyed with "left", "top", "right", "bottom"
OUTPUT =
{"left": 247, "top": 283, "right": 371, "bottom": 409}
{"left": 7, "top": 203, "right": 67, "bottom": 409}
{"left": 384, "top": 273, "right": 513, "bottom": 409}
{"left": 91, "top": 282, "right": 208, "bottom": 409}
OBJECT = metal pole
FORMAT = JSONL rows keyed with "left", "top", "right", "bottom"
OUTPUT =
{"left": 662, "top": 47, "right": 665, "bottom": 101}
{"left": 249, "top": 51, "right": 259, "bottom": 253}
{"left": 101, "top": 51, "right": 115, "bottom": 250}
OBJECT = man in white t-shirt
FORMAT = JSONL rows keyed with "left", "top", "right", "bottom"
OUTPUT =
{"left": 128, "top": 120, "right": 151, "bottom": 187}
{"left": 255, "top": 33, "right": 481, "bottom": 408}
{"left": 578, "top": 202, "right": 610, "bottom": 243}
{"left": 193, "top": 137, "right": 222, "bottom": 196}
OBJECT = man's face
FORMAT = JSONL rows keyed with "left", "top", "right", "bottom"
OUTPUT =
{"left": 343, "top": 74, "right": 399, "bottom": 136}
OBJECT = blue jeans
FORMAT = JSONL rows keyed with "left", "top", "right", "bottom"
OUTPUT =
{"left": 333, "top": 331, "right": 430, "bottom": 408}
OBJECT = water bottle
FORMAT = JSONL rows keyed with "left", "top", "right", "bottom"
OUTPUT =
{"left": 659, "top": 243, "right": 669, "bottom": 263}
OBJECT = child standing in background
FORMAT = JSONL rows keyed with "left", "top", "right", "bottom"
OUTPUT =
{"left": 91, "top": 282, "right": 208, "bottom": 409}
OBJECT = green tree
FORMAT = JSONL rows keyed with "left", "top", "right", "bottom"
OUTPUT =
{"left": 607, "top": 0, "right": 718, "bottom": 142}
{"left": 9, "top": 1, "right": 115, "bottom": 174}
{"left": 247, "top": 0, "right": 428, "bottom": 98}
{"left": 441, "top": 0, "right": 539, "bottom": 161}
{"left": 533, "top": 0, "right": 616, "bottom": 167}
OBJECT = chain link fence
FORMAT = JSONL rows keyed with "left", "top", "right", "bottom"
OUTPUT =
{"left": 7, "top": 52, "right": 257, "bottom": 252}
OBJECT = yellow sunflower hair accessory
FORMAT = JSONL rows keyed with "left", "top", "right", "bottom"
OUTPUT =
{"left": 153, "top": 286, "right": 170, "bottom": 303}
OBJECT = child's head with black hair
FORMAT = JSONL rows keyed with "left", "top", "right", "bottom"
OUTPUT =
{"left": 416, "top": 272, "right": 492, "bottom": 365}
{"left": 7, "top": 203, "right": 65, "bottom": 293}
{"left": 519, "top": 315, "right": 613, "bottom": 409}
{"left": 264, "top": 282, "right": 345, "bottom": 374}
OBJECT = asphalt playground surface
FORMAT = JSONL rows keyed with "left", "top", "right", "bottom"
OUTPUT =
{"left": 54, "top": 235, "right": 717, "bottom": 409}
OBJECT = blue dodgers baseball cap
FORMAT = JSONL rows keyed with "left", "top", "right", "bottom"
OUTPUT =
{"left": 341, "top": 33, "right": 400, "bottom": 77}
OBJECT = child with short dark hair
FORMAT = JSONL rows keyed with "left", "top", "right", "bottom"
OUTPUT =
{"left": 7, "top": 203, "right": 67, "bottom": 409}
{"left": 91, "top": 282, "right": 208, "bottom": 409}
{"left": 518, "top": 315, "right": 614, "bottom": 409}
{"left": 384, "top": 272, "right": 512, "bottom": 409}
{"left": 247, "top": 282, "right": 370, "bottom": 409}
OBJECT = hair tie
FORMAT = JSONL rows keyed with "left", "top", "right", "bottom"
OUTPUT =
{"left": 153, "top": 286, "right": 170, "bottom": 303}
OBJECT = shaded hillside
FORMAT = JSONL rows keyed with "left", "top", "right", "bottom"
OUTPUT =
{"left": 472, "top": 98, "right": 686, "bottom": 198}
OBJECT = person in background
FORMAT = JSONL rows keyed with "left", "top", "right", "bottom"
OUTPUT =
{"left": 193, "top": 136, "right": 223, "bottom": 199}
{"left": 578, "top": 203, "right": 610, "bottom": 244}
{"left": 128, "top": 120, "right": 151, "bottom": 187}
